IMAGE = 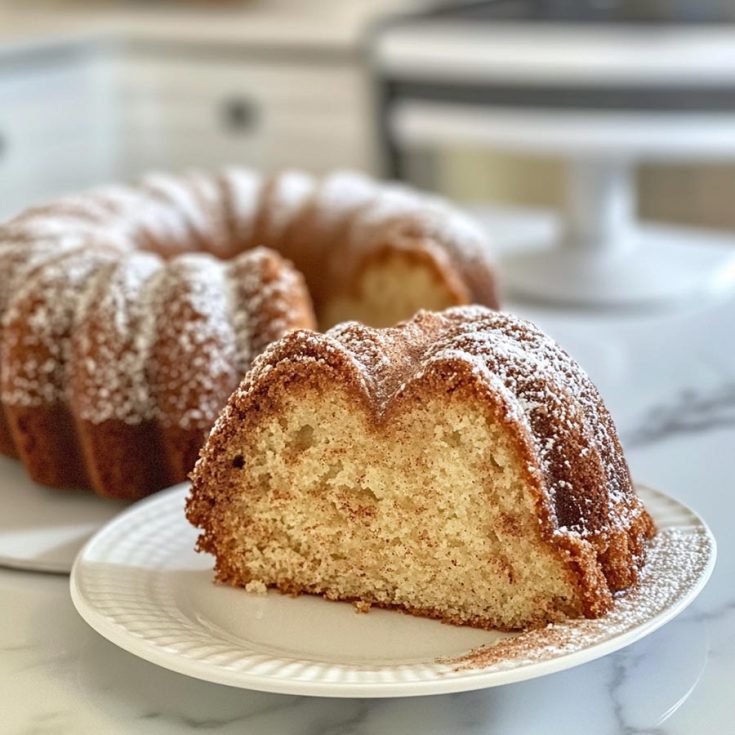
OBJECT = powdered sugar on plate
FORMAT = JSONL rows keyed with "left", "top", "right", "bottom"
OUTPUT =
{"left": 442, "top": 524, "right": 714, "bottom": 672}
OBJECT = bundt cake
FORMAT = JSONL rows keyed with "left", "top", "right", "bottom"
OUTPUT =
{"left": 187, "top": 306, "right": 655, "bottom": 631}
{"left": 0, "top": 169, "right": 498, "bottom": 498}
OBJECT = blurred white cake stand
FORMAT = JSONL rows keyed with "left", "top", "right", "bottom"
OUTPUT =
{"left": 0, "top": 456, "right": 129, "bottom": 574}
{"left": 378, "top": 23, "right": 735, "bottom": 306}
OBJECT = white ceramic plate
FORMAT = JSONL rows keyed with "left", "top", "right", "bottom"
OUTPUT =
{"left": 0, "top": 456, "right": 129, "bottom": 574}
{"left": 70, "top": 484, "right": 715, "bottom": 698}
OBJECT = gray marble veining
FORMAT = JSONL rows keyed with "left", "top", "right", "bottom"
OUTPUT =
{"left": 625, "top": 382, "right": 735, "bottom": 449}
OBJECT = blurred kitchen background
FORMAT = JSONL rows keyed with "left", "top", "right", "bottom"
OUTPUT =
{"left": 4, "top": 0, "right": 735, "bottom": 306}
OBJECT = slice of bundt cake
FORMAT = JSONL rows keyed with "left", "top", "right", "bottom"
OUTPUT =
{"left": 187, "top": 306, "right": 655, "bottom": 631}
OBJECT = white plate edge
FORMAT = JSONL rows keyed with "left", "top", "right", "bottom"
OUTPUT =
{"left": 68, "top": 484, "right": 717, "bottom": 698}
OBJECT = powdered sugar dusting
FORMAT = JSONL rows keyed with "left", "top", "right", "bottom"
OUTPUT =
{"left": 0, "top": 168, "right": 318, "bottom": 437}
{"left": 442, "top": 525, "right": 713, "bottom": 671}
{"left": 303, "top": 170, "right": 377, "bottom": 234}
{"left": 257, "top": 170, "right": 315, "bottom": 246}
{"left": 0, "top": 240, "right": 86, "bottom": 313}
{"left": 185, "top": 171, "right": 231, "bottom": 258}
{"left": 72, "top": 253, "right": 164, "bottom": 424}
{"left": 142, "top": 172, "right": 213, "bottom": 251}
{"left": 364, "top": 306, "right": 635, "bottom": 538}
{"left": 146, "top": 254, "right": 240, "bottom": 430}
{"left": 1, "top": 249, "right": 118, "bottom": 406}
{"left": 344, "top": 184, "right": 422, "bottom": 252}
{"left": 221, "top": 167, "right": 262, "bottom": 249}
{"left": 282, "top": 170, "right": 378, "bottom": 276}
{"left": 227, "top": 247, "right": 307, "bottom": 373}
{"left": 132, "top": 195, "right": 197, "bottom": 258}
{"left": 438, "top": 308, "right": 633, "bottom": 535}
{"left": 348, "top": 186, "right": 488, "bottom": 265}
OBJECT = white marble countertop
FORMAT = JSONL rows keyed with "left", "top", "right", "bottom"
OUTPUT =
{"left": 2, "top": 216, "right": 735, "bottom": 732}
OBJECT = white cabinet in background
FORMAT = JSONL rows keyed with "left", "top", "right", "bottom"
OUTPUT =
{"left": 119, "top": 54, "right": 376, "bottom": 180}
{"left": 0, "top": 50, "right": 119, "bottom": 219}
{"left": 0, "top": 44, "right": 377, "bottom": 217}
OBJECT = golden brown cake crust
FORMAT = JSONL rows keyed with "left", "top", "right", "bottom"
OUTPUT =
{"left": 188, "top": 306, "right": 655, "bottom": 627}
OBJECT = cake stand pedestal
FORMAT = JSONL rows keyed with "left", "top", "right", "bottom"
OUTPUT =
{"left": 375, "top": 18, "right": 735, "bottom": 307}
{"left": 387, "top": 102, "right": 735, "bottom": 307}
{"left": 504, "top": 157, "right": 735, "bottom": 306}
